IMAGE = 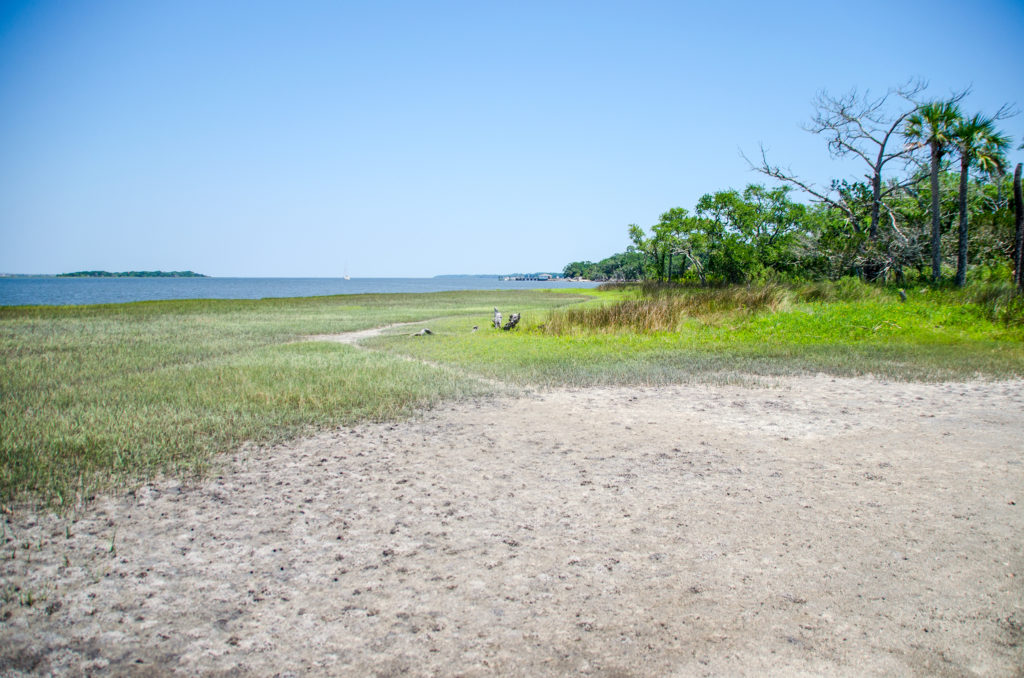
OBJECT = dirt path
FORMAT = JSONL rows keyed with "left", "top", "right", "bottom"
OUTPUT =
{"left": 3, "top": 376, "right": 1023, "bottom": 676}
{"left": 307, "top": 322, "right": 518, "bottom": 391}
{"left": 306, "top": 321, "right": 432, "bottom": 346}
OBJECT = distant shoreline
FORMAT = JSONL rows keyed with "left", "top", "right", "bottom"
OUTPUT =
{"left": 4, "top": 272, "right": 555, "bottom": 279}
{"left": 57, "top": 270, "right": 207, "bottom": 278}
{"left": 434, "top": 273, "right": 563, "bottom": 280}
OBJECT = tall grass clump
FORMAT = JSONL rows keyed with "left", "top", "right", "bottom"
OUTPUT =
{"left": 545, "top": 283, "right": 792, "bottom": 334}
{"left": 793, "top": 276, "right": 886, "bottom": 303}
{"left": 959, "top": 282, "right": 1024, "bottom": 327}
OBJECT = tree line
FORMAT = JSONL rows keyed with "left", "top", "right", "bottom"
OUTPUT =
{"left": 565, "top": 82, "right": 1024, "bottom": 288}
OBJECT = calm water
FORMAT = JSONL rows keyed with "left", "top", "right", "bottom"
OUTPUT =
{"left": 0, "top": 276, "right": 601, "bottom": 307}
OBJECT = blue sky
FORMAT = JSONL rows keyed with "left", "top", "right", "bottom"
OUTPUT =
{"left": 2, "top": 0, "right": 1022, "bottom": 277}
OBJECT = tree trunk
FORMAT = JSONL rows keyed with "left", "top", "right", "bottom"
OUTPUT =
{"left": 869, "top": 173, "right": 881, "bottom": 241}
{"left": 955, "top": 156, "right": 969, "bottom": 287}
{"left": 862, "top": 171, "right": 884, "bottom": 282}
{"left": 1014, "top": 163, "right": 1024, "bottom": 290}
{"left": 930, "top": 144, "right": 943, "bottom": 283}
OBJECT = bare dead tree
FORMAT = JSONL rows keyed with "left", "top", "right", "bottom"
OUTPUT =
{"left": 804, "top": 80, "right": 933, "bottom": 240}
{"left": 746, "top": 81, "right": 936, "bottom": 241}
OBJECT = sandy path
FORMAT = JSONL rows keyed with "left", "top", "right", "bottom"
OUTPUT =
{"left": 306, "top": 321, "right": 430, "bottom": 346}
{"left": 2, "top": 376, "right": 1023, "bottom": 676}
{"left": 306, "top": 322, "right": 517, "bottom": 391}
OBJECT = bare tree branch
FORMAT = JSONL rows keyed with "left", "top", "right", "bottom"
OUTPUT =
{"left": 741, "top": 146, "right": 862, "bottom": 232}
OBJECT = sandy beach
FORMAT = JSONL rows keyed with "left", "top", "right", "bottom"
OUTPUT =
{"left": 3, "top": 375, "right": 1023, "bottom": 676}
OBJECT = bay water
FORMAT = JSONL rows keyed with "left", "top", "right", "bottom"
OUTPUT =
{"left": 0, "top": 276, "right": 601, "bottom": 307}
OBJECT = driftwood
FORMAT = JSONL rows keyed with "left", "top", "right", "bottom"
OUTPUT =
{"left": 502, "top": 313, "right": 521, "bottom": 331}
{"left": 493, "top": 308, "right": 502, "bottom": 329}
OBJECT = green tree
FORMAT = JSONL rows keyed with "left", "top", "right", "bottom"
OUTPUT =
{"left": 629, "top": 211, "right": 689, "bottom": 282}
{"left": 905, "top": 100, "right": 962, "bottom": 282}
{"left": 691, "top": 185, "right": 814, "bottom": 282}
{"left": 652, "top": 208, "right": 690, "bottom": 281}
{"left": 951, "top": 114, "right": 1011, "bottom": 286}
{"left": 628, "top": 223, "right": 658, "bottom": 280}
{"left": 597, "top": 251, "right": 646, "bottom": 281}
{"left": 562, "top": 261, "right": 597, "bottom": 279}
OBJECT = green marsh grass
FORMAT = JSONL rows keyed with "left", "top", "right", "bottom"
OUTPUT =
{"left": 1, "top": 290, "right": 588, "bottom": 507}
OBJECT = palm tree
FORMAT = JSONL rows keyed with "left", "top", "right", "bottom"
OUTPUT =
{"left": 905, "top": 101, "right": 962, "bottom": 282}
{"left": 951, "top": 114, "right": 1010, "bottom": 286}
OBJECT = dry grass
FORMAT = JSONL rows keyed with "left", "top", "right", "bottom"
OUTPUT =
{"left": 545, "top": 283, "right": 793, "bottom": 333}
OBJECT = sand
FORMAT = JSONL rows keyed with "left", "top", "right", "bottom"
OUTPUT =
{"left": 2, "top": 375, "right": 1023, "bottom": 676}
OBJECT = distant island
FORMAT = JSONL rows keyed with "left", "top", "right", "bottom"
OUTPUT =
{"left": 58, "top": 270, "right": 208, "bottom": 278}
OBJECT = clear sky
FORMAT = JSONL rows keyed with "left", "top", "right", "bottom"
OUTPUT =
{"left": 2, "top": 0, "right": 1022, "bottom": 277}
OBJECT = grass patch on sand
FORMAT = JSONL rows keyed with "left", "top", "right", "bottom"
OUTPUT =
{"left": 371, "top": 280, "right": 1024, "bottom": 386}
